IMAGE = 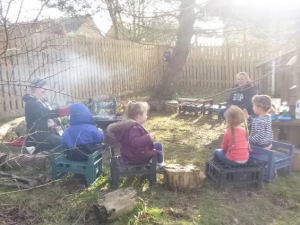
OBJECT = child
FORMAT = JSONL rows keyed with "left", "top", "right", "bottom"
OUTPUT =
{"left": 106, "top": 102, "right": 165, "bottom": 167}
{"left": 61, "top": 103, "right": 104, "bottom": 161}
{"left": 214, "top": 105, "right": 249, "bottom": 165}
{"left": 247, "top": 95, "right": 274, "bottom": 149}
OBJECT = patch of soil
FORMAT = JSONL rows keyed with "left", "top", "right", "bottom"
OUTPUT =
{"left": 0, "top": 205, "right": 41, "bottom": 225}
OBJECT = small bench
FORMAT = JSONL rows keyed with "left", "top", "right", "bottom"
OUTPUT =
{"left": 250, "top": 141, "right": 295, "bottom": 182}
{"left": 50, "top": 145, "right": 104, "bottom": 186}
{"left": 177, "top": 98, "right": 213, "bottom": 116}
{"left": 109, "top": 147, "right": 157, "bottom": 188}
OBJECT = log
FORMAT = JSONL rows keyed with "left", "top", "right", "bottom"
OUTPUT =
{"left": 0, "top": 171, "right": 32, "bottom": 184}
{"left": 148, "top": 100, "right": 164, "bottom": 111}
{"left": 0, "top": 172, "right": 51, "bottom": 188}
{"left": 93, "top": 187, "right": 138, "bottom": 223}
{"left": 164, "top": 164, "right": 206, "bottom": 191}
{"left": 3, "top": 154, "right": 50, "bottom": 170}
{"left": 0, "top": 182, "right": 30, "bottom": 189}
{"left": 0, "top": 153, "right": 7, "bottom": 170}
{"left": 164, "top": 100, "right": 178, "bottom": 113}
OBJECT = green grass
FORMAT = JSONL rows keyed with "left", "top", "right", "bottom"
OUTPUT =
{"left": 1, "top": 105, "right": 300, "bottom": 224}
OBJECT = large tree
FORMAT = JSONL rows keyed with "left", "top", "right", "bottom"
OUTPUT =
{"left": 155, "top": 0, "right": 196, "bottom": 99}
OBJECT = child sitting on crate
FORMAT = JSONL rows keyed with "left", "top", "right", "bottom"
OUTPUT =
{"left": 213, "top": 105, "right": 249, "bottom": 165}
{"left": 105, "top": 101, "right": 165, "bottom": 167}
{"left": 61, "top": 103, "right": 104, "bottom": 161}
{"left": 244, "top": 95, "right": 274, "bottom": 150}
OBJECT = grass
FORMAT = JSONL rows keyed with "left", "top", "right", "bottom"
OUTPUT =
{"left": 1, "top": 88, "right": 300, "bottom": 224}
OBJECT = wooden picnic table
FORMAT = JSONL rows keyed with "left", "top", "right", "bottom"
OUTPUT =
{"left": 93, "top": 115, "right": 123, "bottom": 131}
{"left": 272, "top": 119, "right": 300, "bottom": 147}
{"left": 176, "top": 98, "right": 211, "bottom": 103}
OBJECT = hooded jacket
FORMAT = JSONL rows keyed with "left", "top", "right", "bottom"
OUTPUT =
{"left": 22, "top": 94, "right": 59, "bottom": 146}
{"left": 106, "top": 119, "right": 158, "bottom": 164}
{"left": 61, "top": 103, "right": 104, "bottom": 160}
{"left": 227, "top": 84, "right": 257, "bottom": 115}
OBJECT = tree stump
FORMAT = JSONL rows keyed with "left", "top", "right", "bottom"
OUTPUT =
{"left": 164, "top": 100, "right": 178, "bottom": 113}
{"left": 93, "top": 187, "right": 138, "bottom": 223}
{"left": 164, "top": 164, "right": 206, "bottom": 191}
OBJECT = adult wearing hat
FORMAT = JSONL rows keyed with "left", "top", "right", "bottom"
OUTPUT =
{"left": 22, "top": 78, "right": 70, "bottom": 153}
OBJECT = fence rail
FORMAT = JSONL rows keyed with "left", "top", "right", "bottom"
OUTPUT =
{"left": 0, "top": 34, "right": 293, "bottom": 118}
{"left": 0, "top": 34, "right": 164, "bottom": 117}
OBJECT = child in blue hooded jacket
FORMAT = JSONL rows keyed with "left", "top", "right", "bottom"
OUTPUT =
{"left": 62, "top": 103, "right": 104, "bottom": 161}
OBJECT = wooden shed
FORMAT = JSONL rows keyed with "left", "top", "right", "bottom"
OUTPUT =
{"left": 256, "top": 49, "right": 300, "bottom": 106}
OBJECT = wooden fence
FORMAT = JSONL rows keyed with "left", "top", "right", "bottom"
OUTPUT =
{"left": 180, "top": 43, "right": 293, "bottom": 88}
{"left": 0, "top": 33, "right": 293, "bottom": 118}
{"left": 0, "top": 34, "right": 164, "bottom": 117}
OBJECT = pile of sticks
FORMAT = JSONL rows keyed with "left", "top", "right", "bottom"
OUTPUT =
{"left": 0, "top": 171, "right": 51, "bottom": 189}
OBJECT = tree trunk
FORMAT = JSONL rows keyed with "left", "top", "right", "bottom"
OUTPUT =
{"left": 3, "top": 154, "right": 50, "bottom": 170}
{"left": 106, "top": 0, "right": 119, "bottom": 39}
{"left": 164, "top": 164, "right": 206, "bottom": 191}
{"left": 93, "top": 187, "right": 138, "bottom": 223}
{"left": 155, "top": 0, "right": 196, "bottom": 99}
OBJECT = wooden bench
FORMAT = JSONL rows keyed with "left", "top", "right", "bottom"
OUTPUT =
{"left": 250, "top": 141, "right": 295, "bottom": 182}
{"left": 109, "top": 147, "right": 157, "bottom": 188}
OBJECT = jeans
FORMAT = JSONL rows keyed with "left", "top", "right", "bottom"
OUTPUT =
{"left": 27, "top": 134, "right": 62, "bottom": 153}
{"left": 153, "top": 142, "right": 164, "bottom": 164}
{"left": 217, "top": 108, "right": 227, "bottom": 120}
{"left": 213, "top": 149, "right": 245, "bottom": 166}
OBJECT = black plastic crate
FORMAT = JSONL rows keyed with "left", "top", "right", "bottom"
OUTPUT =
{"left": 205, "top": 159, "right": 264, "bottom": 191}
{"left": 178, "top": 103, "right": 203, "bottom": 116}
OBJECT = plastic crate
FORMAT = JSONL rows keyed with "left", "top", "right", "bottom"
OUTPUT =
{"left": 205, "top": 159, "right": 264, "bottom": 191}
{"left": 178, "top": 103, "right": 203, "bottom": 116}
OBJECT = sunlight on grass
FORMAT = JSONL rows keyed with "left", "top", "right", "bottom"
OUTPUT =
{"left": 1, "top": 108, "right": 300, "bottom": 225}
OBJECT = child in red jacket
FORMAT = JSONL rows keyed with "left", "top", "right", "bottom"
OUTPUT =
{"left": 214, "top": 105, "right": 249, "bottom": 165}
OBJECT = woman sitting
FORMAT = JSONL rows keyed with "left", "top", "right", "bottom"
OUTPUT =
{"left": 218, "top": 72, "right": 257, "bottom": 119}
{"left": 22, "top": 78, "right": 70, "bottom": 153}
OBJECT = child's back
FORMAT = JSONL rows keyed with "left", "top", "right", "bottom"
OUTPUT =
{"left": 249, "top": 115, "right": 273, "bottom": 148}
{"left": 249, "top": 95, "right": 274, "bottom": 149}
{"left": 214, "top": 105, "right": 249, "bottom": 165}
{"left": 106, "top": 101, "right": 164, "bottom": 166}
{"left": 107, "top": 119, "right": 156, "bottom": 164}
{"left": 62, "top": 103, "right": 104, "bottom": 160}
{"left": 222, "top": 127, "right": 249, "bottom": 162}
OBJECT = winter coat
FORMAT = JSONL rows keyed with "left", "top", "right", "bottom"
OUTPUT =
{"left": 106, "top": 119, "right": 158, "bottom": 164}
{"left": 62, "top": 103, "right": 104, "bottom": 161}
{"left": 227, "top": 84, "right": 258, "bottom": 115}
{"left": 22, "top": 94, "right": 59, "bottom": 146}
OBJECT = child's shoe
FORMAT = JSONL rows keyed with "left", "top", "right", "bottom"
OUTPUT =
{"left": 157, "top": 163, "right": 166, "bottom": 173}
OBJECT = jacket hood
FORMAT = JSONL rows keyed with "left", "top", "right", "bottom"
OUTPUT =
{"left": 22, "top": 94, "right": 36, "bottom": 103}
{"left": 69, "top": 103, "right": 93, "bottom": 125}
{"left": 104, "top": 119, "right": 136, "bottom": 147}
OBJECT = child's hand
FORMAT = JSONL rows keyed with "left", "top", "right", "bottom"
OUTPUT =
{"left": 243, "top": 109, "right": 249, "bottom": 119}
{"left": 149, "top": 132, "right": 156, "bottom": 141}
